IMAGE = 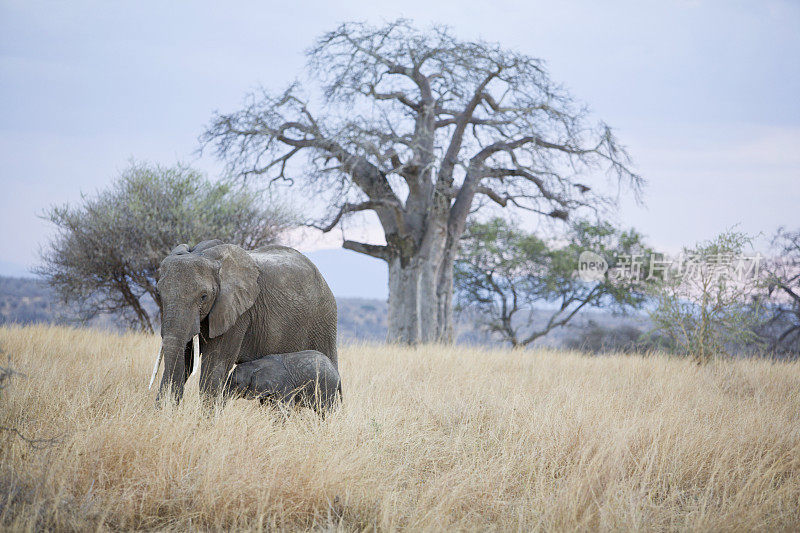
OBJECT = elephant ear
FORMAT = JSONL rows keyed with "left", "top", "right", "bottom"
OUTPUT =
{"left": 201, "top": 244, "right": 261, "bottom": 338}
{"left": 190, "top": 239, "right": 224, "bottom": 253}
{"left": 170, "top": 243, "right": 190, "bottom": 255}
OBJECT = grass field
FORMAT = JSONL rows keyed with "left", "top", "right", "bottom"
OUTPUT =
{"left": 0, "top": 325, "right": 798, "bottom": 531}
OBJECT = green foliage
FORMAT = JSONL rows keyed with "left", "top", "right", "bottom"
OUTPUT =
{"left": 647, "top": 230, "right": 764, "bottom": 363}
{"left": 454, "top": 218, "right": 652, "bottom": 347}
{"left": 37, "top": 161, "right": 296, "bottom": 332}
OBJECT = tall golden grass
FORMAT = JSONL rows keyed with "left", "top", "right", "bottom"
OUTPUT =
{"left": 0, "top": 325, "right": 798, "bottom": 531}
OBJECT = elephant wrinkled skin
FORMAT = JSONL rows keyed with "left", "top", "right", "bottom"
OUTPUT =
{"left": 225, "top": 350, "right": 341, "bottom": 413}
{"left": 154, "top": 240, "right": 338, "bottom": 404}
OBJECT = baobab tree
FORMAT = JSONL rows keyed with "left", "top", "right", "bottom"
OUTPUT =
{"left": 202, "top": 20, "right": 641, "bottom": 344}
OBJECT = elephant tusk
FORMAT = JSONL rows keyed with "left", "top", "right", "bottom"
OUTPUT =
{"left": 148, "top": 341, "right": 164, "bottom": 390}
{"left": 190, "top": 335, "right": 200, "bottom": 378}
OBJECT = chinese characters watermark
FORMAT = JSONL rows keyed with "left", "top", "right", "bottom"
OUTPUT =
{"left": 577, "top": 252, "right": 763, "bottom": 283}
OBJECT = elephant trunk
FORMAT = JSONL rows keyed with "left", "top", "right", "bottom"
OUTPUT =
{"left": 156, "top": 309, "right": 201, "bottom": 404}
{"left": 148, "top": 335, "right": 199, "bottom": 390}
{"left": 156, "top": 335, "right": 188, "bottom": 403}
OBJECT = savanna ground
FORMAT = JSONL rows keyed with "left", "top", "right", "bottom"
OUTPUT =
{"left": 0, "top": 326, "right": 798, "bottom": 531}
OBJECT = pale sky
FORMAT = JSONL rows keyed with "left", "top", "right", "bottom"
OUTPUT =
{"left": 1, "top": 1, "right": 798, "bottom": 298}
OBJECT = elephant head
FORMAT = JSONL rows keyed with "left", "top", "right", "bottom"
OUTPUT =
{"left": 151, "top": 240, "right": 260, "bottom": 402}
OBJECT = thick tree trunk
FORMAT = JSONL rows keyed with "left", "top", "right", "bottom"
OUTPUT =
{"left": 387, "top": 258, "right": 420, "bottom": 344}
{"left": 387, "top": 256, "right": 442, "bottom": 344}
{"left": 436, "top": 253, "right": 455, "bottom": 343}
{"left": 385, "top": 210, "right": 449, "bottom": 344}
{"left": 381, "top": 176, "right": 471, "bottom": 344}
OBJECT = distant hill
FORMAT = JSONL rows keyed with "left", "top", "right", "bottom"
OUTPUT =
{"left": 0, "top": 275, "right": 392, "bottom": 340}
{"left": 0, "top": 275, "right": 649, "bottom": 347}
{"left": 0, "top": 275, "right": 73, "bottom": 326}
{"left": 336, "top": 297, "right": 388, "bottom": 342}
{"left": 0, "top": 275, "right": 122, "bottom": 329}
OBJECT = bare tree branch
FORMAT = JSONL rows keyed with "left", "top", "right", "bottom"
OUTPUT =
{"left": 342, "top": 240, "right": 390, "bottom": 261}
{"left": 311, "top": 199, "right": 404, "bottom": 233}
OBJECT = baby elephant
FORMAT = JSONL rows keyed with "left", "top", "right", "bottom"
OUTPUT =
{"left": 225, "top": 350, "right": 341, "bottom": 413}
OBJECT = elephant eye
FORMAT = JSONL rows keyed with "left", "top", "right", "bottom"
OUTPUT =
{"left": 200, "top": 293, "right": 208, "bottom": 302}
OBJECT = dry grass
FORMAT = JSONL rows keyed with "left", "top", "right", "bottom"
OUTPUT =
{"left": 0, "top": 325, "right": 798, "bottom": 531}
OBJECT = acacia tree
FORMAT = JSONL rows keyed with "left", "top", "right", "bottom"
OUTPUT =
{"left": 455, "top": 218, "right": 651, "bottom": 347}
{"left": 202, "top": 20, "right": 641, "bottom": 344}
{"left": 648, "top": 231, "right": 764, "bottom": 363}
{"left": 37, "top": 161, "right": 294, "bottom": 332}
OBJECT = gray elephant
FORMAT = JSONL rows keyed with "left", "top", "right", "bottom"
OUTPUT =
{"left": 150, "top": 240, "right": 338, "bottom": 403}
{"left": 224, "top": 350, "right": 341, "bottom": 413}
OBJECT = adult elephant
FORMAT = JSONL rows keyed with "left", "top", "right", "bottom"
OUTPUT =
{"left": 149, "top": 239, "right": 337, "bottom": 403}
